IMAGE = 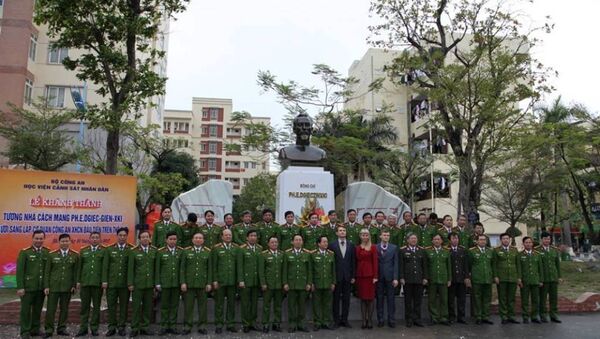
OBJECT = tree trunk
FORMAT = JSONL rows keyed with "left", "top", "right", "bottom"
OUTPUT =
{"left": 105, "top": 129, "right": 120, "bottom": 175}
{"left": 560, "top": 190, "right": 573, "bottom": 248}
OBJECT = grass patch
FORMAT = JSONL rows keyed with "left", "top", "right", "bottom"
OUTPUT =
{"left": 559, "top": 261, "right": 600, "bottom": 300}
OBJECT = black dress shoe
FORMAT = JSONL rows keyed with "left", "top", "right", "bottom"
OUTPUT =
{"left": 508, "top": 318, "right": 520, "bottom": 324}
{"left": 75, "top": 329, "right": 88, "bottom": 337}
{"left": 377, "top": 321, "right": 384, "bottom": 328}
{"left": 298, "top": 327, "right": 309, "bottom": 332}
{"left": 482, "top": 319, "right": 494, "bottom": 325}
{"left": 30, "top": 331, "right": 41, "bottom": 337}
{"left": 105, "top": 329, "right": 116, "bottom": 337}
{"left": 342, "top": 322, "right": 352, "bottom": 328}
{"left": 388, "top": 323, "right": 396, "bottom": 328}
{"left": 91, "top": 330, "right": 99, "bottom": 336}
{"left": 406, "top": 321, "right": 413, "bottom": 328}
{"left": 272, "top": 324, "right": 282, "bottom": 332}
{"left": 551, "top": 318, "right": 562, "bottom": 323}
{"left": 140, "top": 329, "right": 152, "bottom": 335}
{"left": 243, "top": 326, "right": 250, "bottom": 333}
{"left": 322, "top": 324, "right": 333, "bottom": 330}
{"left": 312, "top": 325, "right": 320, "bottom": 331}
{"left": 215, "top": 327, "right": 222, "bottom": 334}
{"left": 441, "top": 321, "right": 450, "bottom": 326}
{"left": 288, "top": 327, "right": 296, "bottom": 333}
{"left": 170, "top": 328, "right": 180, "bottom": 335}
{"left": 159, "top": 328, "right": 169, "bottom": 335}
{"left": 42, "top": 334, "right": 52, "bottom": 339}
{"left": 532, "top": 318, "right": 541, "bottom": 324}
{"left": 414, "top": 321, "right": 424, "bottom": 327}
{"left": 475, "top": 320, "right": 482, "bottom": 325}
{"left": 226, "top": 326, "right": 237, "bottom": 333}
{"left": 262, "top": 326, "right": 269, "bottom": 333}
{"left": 523, "top": 319, "right": 530, "bottom": 324}
{"left": 457, "top": 319, "right": 467, "bottom": 324}
{"left": 117, "top": 329, "right": 126, "bottom": 336}
{"left": 181, "top": 329, "right": 191, "bottom": 335}
{"left": 501, "top": 319, "right": 508, "bottom": 324}
{"left": 197, "top": 328, "right": 207, "bottom": 334}
{"left": 56, "top": 331, "right": 69, "bottom": 336}
{"left": 129, "top": 331, "right": 139, "bottom": 338}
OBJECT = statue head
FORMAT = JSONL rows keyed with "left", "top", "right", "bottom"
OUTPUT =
{"left": 293, "top": 112, "right": 313, "bottom": 146}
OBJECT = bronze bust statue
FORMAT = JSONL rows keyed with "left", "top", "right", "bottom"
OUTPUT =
{"left": 278, "top": 112, "right": 326, "bottom": 166}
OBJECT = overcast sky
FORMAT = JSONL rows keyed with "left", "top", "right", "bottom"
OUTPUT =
{"left": 165, "top": 0, "right": 600, "bottom": 128}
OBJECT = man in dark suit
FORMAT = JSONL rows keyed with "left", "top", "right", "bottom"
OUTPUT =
{"left": 328, "top": 225, "right": 355, "bottom": 328}
{"left": 376, "top": 230, "right": 399, "bottom": 328}
{"left": 448, "top": 232, "right": 470, "bottom": 324}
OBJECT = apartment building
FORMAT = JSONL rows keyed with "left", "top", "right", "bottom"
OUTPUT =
{"left": 0, "top": 0, "right": 168, "bottom": 167}
{"left": 345, "top": 48, "right": 525, "bottom": 245}
{"left": 164, "top": 97, "right": 271, "bottom": 197}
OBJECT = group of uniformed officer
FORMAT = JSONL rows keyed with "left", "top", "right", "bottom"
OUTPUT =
{"left": 16, "top": 207, "right": 563, "bottom": 338}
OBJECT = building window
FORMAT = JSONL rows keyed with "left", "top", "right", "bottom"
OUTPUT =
{"left": 24, "top": 79, "right": 33, "bottom": 105}
{"left": 48, "top": 44, "right": 68, "bottom": 64}
{"left": 252, "top": 162, "right": 257, "bottom": 169}
{"left": 209, "top": 125, "right": 217, "bottom": 137}
{"left": 199, "top": 160, "right": 206, "bottom": 168}
{"left": 200, "top": 143, "right": 206, "bottom": 152}
{"left": 209, "top": 108, "right": 219, "bottom": 120}
{"left": 163, "top": 121, "right": 171, "bottom": 132}
{"left": 208, "top": 158, "right": 217, "bottom": 171}
{"left": 202, "top": 126, "right": 208, "bottom": 135}
{"left": 46, "top": 86, "right": 66, "bottom": 108}
{"left": 244, "top": 161, "right": 250, "bottom": 169}
{"left": 202, "top": 109, "right": 209, "bottom": 119}
{"left": 243, "top": 178, "right": 250, "bottom": 185}
{"left": 209, "top": 142, "right": 217, "bottom": 154}
{"left": 29, "top": 34, "right": 37, "bottom": 61}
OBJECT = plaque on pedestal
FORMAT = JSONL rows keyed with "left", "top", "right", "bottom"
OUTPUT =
{"left": 276, "top": 167, "right": 334, "bottom": 224}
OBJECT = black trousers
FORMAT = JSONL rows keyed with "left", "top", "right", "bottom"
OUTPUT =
{"left": 332, "top": 279, "right": 352, "bottom": 324}
{"left": 448, "top": 282, "right": 467, "bottom": 321}
{"left": 403, "top": 283, "right": 423, "bottom": 323}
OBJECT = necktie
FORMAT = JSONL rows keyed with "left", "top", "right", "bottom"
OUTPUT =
{"left": 63, "top": 251, "right": 67, "bottom": 258}
{"left": 341, "top": 240, "right": 345, "bottom": 246}
{"left": 436, "top": 248, "right": 439, "bottom": 254}
{"left": 144, "top": 248, "right": 147, "bottom": 254}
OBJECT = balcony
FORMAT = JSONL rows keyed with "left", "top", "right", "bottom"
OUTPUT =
{"left": 225, "top": 168, "right": 244, "bottom": 173}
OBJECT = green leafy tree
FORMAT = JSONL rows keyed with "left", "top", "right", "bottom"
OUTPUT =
{"left": 34, "top": 0, "right": 189, "bottom": 174}
{"left": 233, "top": 173, "right": 277, "bottom": 222}
{"left": 0, "top": 102, "right": 83, "bottom": 171}
{"left": 369, "top": 0, "right": 553, "bottom": 217}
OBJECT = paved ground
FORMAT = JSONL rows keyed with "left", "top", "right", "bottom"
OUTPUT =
{"left": 4, "top": 313, "right": 600, "bottom": 339}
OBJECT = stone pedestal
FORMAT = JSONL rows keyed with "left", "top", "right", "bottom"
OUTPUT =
{"left": 276, "top": 166, "right": 334, "bottom": 223}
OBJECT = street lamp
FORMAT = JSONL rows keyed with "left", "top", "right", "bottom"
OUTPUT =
{"left": 70, "top": 82, "right": 87, "bottom": 172}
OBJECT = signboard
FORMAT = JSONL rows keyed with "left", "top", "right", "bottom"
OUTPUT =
{"left": 276, "top": 167, "right": 334, "bottom": 225}
{"left": 0, "top": 169, "right": 136, "bottom": 288}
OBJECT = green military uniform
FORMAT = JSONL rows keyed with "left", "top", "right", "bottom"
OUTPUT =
{"left": 311, "top": 248, "right": 336, "bottom": 328}
{"left": 536, "top": 245, "right": 561, "bottom": 321}
{"left": 300, "top": 225, "right": 326, "bottom": 251}
{"left": 364, "top": 224, "right": 381, "bottom": 244}
{"left": 385, "top": 225, "right": 401, "bottom": 247}
{"left": 180, "top": 245, "right": 212, "bottom": 332}
{"left": 128, "top": 245, "right": 157, "bottom": 333}
{"left": 492, "top": 245, "right": 521, "bottom": 321}
{"left": 469, "top": 233, "right": 491, "bottom": 248}
{"left": 259, "top": 249, "right": 285, "bottom": 329}
{"left": 237, "top": 243, "right": 262, "bottom": 329}
{"left": 16, "top": 246, "right": 48, "bottom": 337}
{"left": 155, "top": 246, "right": 183, "bottom": 332}
{"left": 233, "top": 223, "right": 256, "bottom": 246}
{"left": 179, "top": 222, "right": 199, "bottom": 248}
{"left": 468, "top": 246, "right": 494, "bottom": 322}
{"left": 425, "top": 246, "right": 451, "bottom": 323}
{"left": 322, "top": 223, "right": 340, "bottom": 244}
{"left": 152, "top": 220, "right": 182, "bottom": 249}
{"left": 44, "top": 249, "right": 78, "bottom": 336}
{"left": 452, "top": 226, "right": 471, "bottom": 248}
{"left": 343, "top": 222, "right": 361, "bottom": 245}
{"left": 437, "top": 226, "right": 454, "bottom": 246}
{"left": 257, "top": 222, "right": 281, "bottom": 249}
{"left": 197, "top": 224, "right": 223, "bottom": 249}
{"left": 520, "top": 249, "right": 543, "bottom": 321}
{"left": 211, "top": 242, "right": 238, "bottom": 329}
{"left": 416, "top": 224, "right": 437, "bottom": 247}
{"left": 77, "top": 245, "right": 105, "bottom": 334}
{"left": 102, "top": 242, "right": 132, "bottom": 334}
{"left": 283, "top": 248, "right": 313, "bottom": 330}
{"left": 279, "top": 223, "right": 300, "bottom": 251}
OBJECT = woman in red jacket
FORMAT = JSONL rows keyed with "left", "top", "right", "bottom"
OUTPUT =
{"left": 355, "top": 228, "right": 378, "bottom": 329}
